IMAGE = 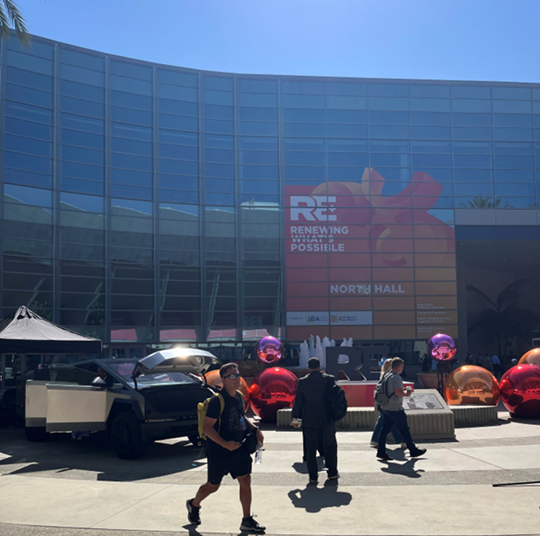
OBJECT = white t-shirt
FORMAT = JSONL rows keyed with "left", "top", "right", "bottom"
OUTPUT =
{"left": 381, "top": 372, "right": 404, "bottom": 411}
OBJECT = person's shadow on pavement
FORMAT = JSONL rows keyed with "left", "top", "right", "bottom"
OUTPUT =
{"left": 379, "top": 457, "right": 424, "bottom": 479}
{"left": 292, "top": 455, "right": 325, "bottom": 475}
{"left": 288, "top": 485, "right": 352, "bottom": 513}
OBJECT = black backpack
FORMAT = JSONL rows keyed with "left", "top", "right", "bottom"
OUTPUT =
{"left": 326, "top": 377, "right": 348, "bottom": 422}
{"left": 374, "top": 372, "right": 395, "bottom": 406}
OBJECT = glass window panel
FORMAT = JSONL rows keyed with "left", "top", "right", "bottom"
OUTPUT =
{"left": 206, "top": 193, "right": 235, "bottom": 205}
{"left": 494, "top": 142, "right": 533, "bottom": 155}
{"left": 368, "top": 84, "right": 408, "bottom": 97}
{"left": 410, "top": 98, "right": 450, "bottom": 112}
{"left": 206, "top": 104, "right": 234, "bottom": 120}
{"left": 4, "top": 168, "right": 51, "bottom": 189}
{"left": 495, "top": 183, "right": 535, "bottom": 196}
{"left": 241, "top": 180, "right": 279, "bottom": 194}
{"left": 7, "top": 84, "right": 52, "bottom": 108}
{"left": 494, "top": 155, "right": 534, "bottom": 168}
{"left": 453, "top": 169, "right": 493, "bottom": 182}
{"left": 61, "top": 49, "right": 104, "bottom": 71}
{"left": 454, "top": 183, "right": 494, "bottom": 196}
{"left": 60, "top": 80, "right": 104, "bottom": 103}
{"left": 112, "top": 106, "right": 152, "bottom": 126}
{"left": 159, "top": 114, "right": 198, "bottom": 131}
{"left": 240, "top": 122, "right": 278, "bottom": 136}
{"left": 282, "top": 81, "right": 324, "bottom": 94}
{"left": 4, "top": 151, "right": 51, "bottom": 174}
{"left": 205, "top": 178, "right": 234, "bottom": 192}
{"left": 62, "top": 114, "right": 104, "bottom": 134}
{"left": 327, "top": 124, "right": 367, "bottom": 138}
{"left": 61, "top": 192, "right": 104, "bottom": 213}
{"left": 204, "top": 89, "right": 234, "bottom": 106}
{"left": 6, "top": 50, "right": 53, "bottom": 75}
{"left": 61, "top": 178, "right": 104, "bottom": 196}
{"left": 492, "top": 87, "right": 531, "bottom": 100}
{"left": 369, "top": 97, "right": 409, "bottom": 111}
{"left": 239, "top": 79, "right": 277, "bottom": 93}
{"left": 412, "top": 141, "right": 452, "bottom": 153}
{"left": 370, "top": 140, "right": 409, "bottom": 152}
{"left": 411, "top": 126, "right": 451, "bottom": 139}
{"left": 6, "top": 66, "right": 53, "bottom": 92}
{"left": 111, "top": 198, "right": 152, "bottom": 215}
{"left": 62, "top": 161, "right": 104, "bottom": 181}
{"left": 112, "top": 137, "right": 152, "bottom": 156}
{"left": 6, "top": 101, "right": 52, "bottom": 124}
{"left": 326, "top": 109, "right": 367, "bottom": 123}
{"left": 372, "top": 153, "right": 411, "bottom": 167}
{"left": 5, "top": 134, "right": 51, "bottom": 157}
{"left": 534, "top": 103, "right": 540, "bottom": 114}
{"left": 493, "top": 100, "right": 532, "bottom": 114}
{"left": 112, "top": 90, "right": 152, "bottom": 110}
{"left": 62, "top": 145, "right": 104, "bottom": 165}
{"left": 112, "top": 123, "right": 152, "bottom": 141}
{"left": 205, "top": 147, "right": 234, "bottom": 163}
{"left": 239, "top": 93, "right": 277, "bottom": 107}
{"left": 451, "top": 86, "right": 490, "bottom": 99}
{"left": 453, "top": 141, "right": 492, "bottom": 154}
{"left": 532, "top": 89, "right": 540, "bottom": 100}
{"left": 112, "top": 153, "right": 152, "bottom": 171}
{"left": 412, "top": 154, "right": 452, "bottom": 167}
{"left": 284, "top": 138, "right": 325, "bottom": 151}
{"left": 326, "top": 95, "right": 367, "bottom": 109}
{"left": 328, "top": 167, "right": 365, "bottom": 181}
{"left": 60, "top": 64, "right": 104, "bottom": 87}
{"left": 160, "top": 159, "right": 198, "bottom": 175}
{"left": 284, "top": 123, "right": 326, "bottom": 137}
{"left": 240, "top": 194, "right": 278, "bottom": 205}
{"left": 325, "top": 82, "right": 366, "bottom": 95}
{"left": 493, "top": 113, "right": 532, "bottom": 127}
{"left": 161, "top": 129, "right": 198, "bottom": 146}
{"left": 452, "top": 113, "right": 491, "bottom": 126}
{"left": 160, "top": 143, "right": 198, "bottom": 160}
{"left": 371, "top": 125, "right": 410, "bottom": 139}
{"left": 452, "top": 127, "right": 492, "bottom": 140}
{"left": 205, "top": 119, "right": 234, "bottom": 134}
{"left": 4, "top": 184, "right": 52, "bottom": 206}
{"left": 111, "top": 75, "right": 152, "bottom": 95}
{"left": 284, "top": 166, "right": 326, "bottom": 180}
{"left": 8, "top": 39, "right": 53, "bottom": 59}
{"left": 410, "top": 111, "right": 451, "bottom": 125}
{"left": 452, "top": 99, "right": 491, "bottom": 113}
{"left": 159, "top": 84, "right": 198, "bottom": 102}
{"left": 205, "top": 162, "right": 234, "bottom": 178}
{"left": 368, "top": 111, "right": 409, "bottom": 125}
{"left": 373, "top": 168, "right": 411, "bottom": 182}
{"left": 240, "top": 107, "right": 277, "bottom": 121}
{"left": 111, "top": 60, "right": 152, "bottom": 80}
{"left": 240, "top": 165, "right": 279, "bottom": 179}
{"left": 328, "top": 152, "right": 368, "bottom": 166}
{"left": 240, "top": 151, "right": 278, "bottom": 165}
{"left": 111, "top": 185, "right": 152, "bottom": 200}
{"left": 282, "top": 94, "right": 325, "bottom": 108}
{"left": 159, "top": 174, "right": 198, "bottom": 190}
{"left": 454, "top": 154, "right": 493, "bottom": 168}
{"left": 160, "top": 98, "right": 198, "bottom": 116}
{"left": 412, "top": 168, "right": 453, "bottom": 182}
{"left": 493, "top": 128, "right": 533, "bottom": 141}
{"left": 61, "top": 96, "right": 104, "bottom": 117}
{"left": 204, "top": 76, "right": 233, "bottom": 91}
{"left": 159, "top": 70, "right": 198, "bottom": 88}
{"left": 158, "top": 189, "right": 198, "bottom": 204}
{"left": 410, "top": 85, "right": 450, "bottom": 98}
{"left": 112, "top": 168, "right": 152, "bottom": 186}
{"left": 205, "top": 134, "right": 235, "bottom": 149}
{"left": 284, "top": 151, "right": 325, "bottom": 165}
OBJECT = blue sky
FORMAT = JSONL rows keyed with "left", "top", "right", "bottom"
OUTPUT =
{"left": 15, "top": 0, "right": 540, "bottom": 83}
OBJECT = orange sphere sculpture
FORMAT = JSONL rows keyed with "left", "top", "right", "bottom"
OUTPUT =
{"left": 499, "top": 364, "right": 540, "bottom": 418}
{"left": 204, "top": 369, "right": 250, "bottom": 405}
{"left": 249, "top": 367, "right": 298, "bottom": 422}
{"left": 444, "top": 365, "right": 500, "bottom": 406}
{"left": 518, "top": 348, "right": 540, "bottom": 368}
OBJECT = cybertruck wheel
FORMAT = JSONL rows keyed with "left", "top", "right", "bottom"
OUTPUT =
{"left": 111, "top": 411, "right": 144, "bottom": 459}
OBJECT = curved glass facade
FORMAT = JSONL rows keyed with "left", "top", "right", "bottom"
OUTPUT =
{"left": 1, "top": 34, "right": 540, "bottom": 354}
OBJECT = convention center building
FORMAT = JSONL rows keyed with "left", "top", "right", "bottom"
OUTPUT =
{"left": 1, "top": 33, "right": 539, "bottom": 364}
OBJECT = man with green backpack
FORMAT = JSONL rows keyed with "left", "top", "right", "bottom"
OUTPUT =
{"left": 186, "top": 363, "right": 265, "bottom": 534}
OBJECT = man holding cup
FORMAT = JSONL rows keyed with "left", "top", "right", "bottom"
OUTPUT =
{"left": 376, "top": 357, "right": 427, "bottom": 461}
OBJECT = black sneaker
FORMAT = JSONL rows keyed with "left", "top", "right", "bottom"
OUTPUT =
{"left": 377, "top": 453, "right": 394, "bottom": 461}
{"left": 410, "top": 448, "right": 427, "bottom": 458}
{"left": 186, "top": 498, "right": 201, "bottom": 525}
{"left": 240, "top": 515, "right": 266, "bottom": 534}
{"left": 327, "top": 473, "right": 340, "bottom": 480}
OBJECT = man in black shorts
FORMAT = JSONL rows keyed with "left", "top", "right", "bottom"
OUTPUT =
{"left": 186, "top": 363, "right": 265, "bottom": 534}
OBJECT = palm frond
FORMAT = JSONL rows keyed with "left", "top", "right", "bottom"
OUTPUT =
{"left": 0, "top": 0, "right": 30, "bottom": 47}
{"left": 496, "top": 279, "right": 529, "bottom": 311}
{"left": 466, "top": 284, "right": 498, "bottom": 311}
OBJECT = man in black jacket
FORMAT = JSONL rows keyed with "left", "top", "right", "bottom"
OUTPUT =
{"left": 291, "top": 357, "right": 339, "bottom": 484}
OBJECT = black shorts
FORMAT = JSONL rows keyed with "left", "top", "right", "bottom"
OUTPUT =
{"left": 207, "top": 448, "right": 252, "bottom": 485}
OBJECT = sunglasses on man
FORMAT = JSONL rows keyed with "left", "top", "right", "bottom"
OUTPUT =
{"left": 223, "top": 373, "right": 241, "bottom": 380}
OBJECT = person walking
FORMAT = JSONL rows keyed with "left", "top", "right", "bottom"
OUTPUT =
{"left": 491, "top": 353, "right": 502, "bottom": 378}
{"left": 371, "top": 358, "right": 405, "bottom": 449}
{"left": 376, "top": 358, "right": 427, "bottom": 462}
{"left": 186, "top": 363, "right": 265, "bottom": 534}
{"left": 482, "top": 352, "right": 494, "bottom": 373}
{"left": 291, "top": 357, "right": 339, "bottom": 484}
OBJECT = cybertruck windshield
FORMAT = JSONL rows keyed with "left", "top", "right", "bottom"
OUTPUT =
{"left": 107, "top": 361, "right": 199, "bottom": 389}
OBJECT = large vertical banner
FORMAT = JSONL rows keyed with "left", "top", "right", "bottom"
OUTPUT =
{"left": 285, "top": 168, "right": 457, "bottom": 342}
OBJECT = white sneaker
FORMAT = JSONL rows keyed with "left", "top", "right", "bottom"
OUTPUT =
{"left": 370, "top": 441, "right": 378, "bottom": 448}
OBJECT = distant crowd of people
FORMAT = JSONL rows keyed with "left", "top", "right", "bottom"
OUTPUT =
{"left": 464, "top": 352, "right": 505, "bottom": 378}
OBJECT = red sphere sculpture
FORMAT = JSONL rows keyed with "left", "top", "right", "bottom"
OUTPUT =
{"left": 249, "top": 367, "right": 298, "bottom": 422}
{"left": 518, "top": 348, "right": 540, "bottom": 367}
{"left": 427, "top": 333, "right": 457, "bottom": 361}
{"left": 499, "top": 364, "right": 540, "bottom": 418}
{"left": 444, "top": 365, "right": 500, "bottom": 406}
{"left": 204, "top": 369, "right": 250, "bottom": 405}
{"left": 254, "top": 336, "right": 284, "bottom": 365}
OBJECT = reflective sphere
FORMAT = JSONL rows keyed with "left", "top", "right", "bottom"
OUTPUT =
{"left": 427, "top": 333, "right": 457, "bottom": 362}
{"left": 499, "top": 364, "right": 540, "bottom": 418}
{"left": 444, "top": 366, "right": 500, "bottom": 406}
{"left": 518, "top": 348, "right": 540, "bottom": 368}
{"left": 204, "top": 369, "right": 250, "bottom": 404}
{"left": 249, "top": 367, "right": 298, "bottom": 422}
{"left": 254, "top": 336, "right": 284, "bottom": 365}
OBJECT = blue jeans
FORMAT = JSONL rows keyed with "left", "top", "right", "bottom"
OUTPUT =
{"left": 377, "top": 408, "right": 418, "bottom": 456}
{"left": 371, "top": 411, "right": 404, "bottom": 444}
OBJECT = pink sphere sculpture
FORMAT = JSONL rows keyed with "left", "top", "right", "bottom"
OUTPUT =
{"left": 444, "top": 365, "right": 500, "bottom": 406}
{"left": 427, "top": 333, "right": 457, "bottom": 362}
{"left": 248, "top": 367, "right": 298, "bottom": 422}
{"left": 254, "top": 336, "right": 284, "bottom": 365}
{"left": 499, "top": 364, "right": 540, "bottom": 418}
